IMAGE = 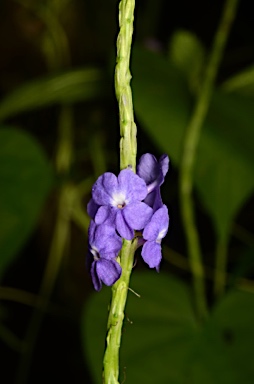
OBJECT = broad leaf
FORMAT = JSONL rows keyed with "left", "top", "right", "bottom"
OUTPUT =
{"left": 168, "top": 29, "right": 205, "bottom": 93}
{"left": 82, "top": 271, "right": 197, "bottom": 384}
{"left": 190, "top": 289, "right": 254, "bottom": 383}
{"left": 194, "top": 91, "right": 254, "bottom": 240}
{"left": 82, "top": 271, "right": 254, "bottom": 383}
{"left": 0, "top": 127, "right": 53, "bottom": 276}
{"left": 132, "top": 47, "right": 254, "bottom": 240}
{"left": 132, "top": 46, "right": 192, "bottom": 163}
{"left": 222, "top": 65, "right": 254, "bottom": 96}
{"left": 0, "top": 68, "right": 108, "bottom": 121}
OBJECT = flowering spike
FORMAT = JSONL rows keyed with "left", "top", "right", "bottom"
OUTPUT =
{"left": 87, "top": 153, "right": 169, "bottom": 289}
{"left": 91, "top": 168, "right": 153, "bottom": 240}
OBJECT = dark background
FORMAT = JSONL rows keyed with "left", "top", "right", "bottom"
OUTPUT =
{"left": 0, "top": 1, "right": 254, "bottom": 383}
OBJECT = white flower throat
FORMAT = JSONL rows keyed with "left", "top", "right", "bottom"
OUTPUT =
{"left": 111, "top": 192, "right": 128, "bottom": 209}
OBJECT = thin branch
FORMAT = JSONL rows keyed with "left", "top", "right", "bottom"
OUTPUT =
{"left": 179, "top": 0, "right": 239, "bottom": 321}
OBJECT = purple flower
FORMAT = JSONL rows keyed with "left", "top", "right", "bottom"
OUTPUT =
{"left": 87, "top": 221, "right": 122, "bottom": 291}
{"left": 87, "top": 198, "right": 99, "bottom": 220}
{"left": 91, "top": 169, "right": 153, "bottom": 240}
{"left": 141, "top": 205, "right": 169, "bottom": 270}
{"left": 137, "top": 153, "right": 169, "bottom": 211}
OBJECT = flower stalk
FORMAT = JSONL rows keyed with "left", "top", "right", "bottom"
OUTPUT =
{"left": 115, "top": 0, "right": 137, "bottom": 171}
{"left": 179, "top": 0, "right": 239, "bottom": 321}
{"left": 102, "top": 0, "right": 137, "bottom": 383}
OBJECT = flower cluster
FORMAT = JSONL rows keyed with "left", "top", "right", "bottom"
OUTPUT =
{"left": 87, "top": 153, "right": 170, "bottom": 290}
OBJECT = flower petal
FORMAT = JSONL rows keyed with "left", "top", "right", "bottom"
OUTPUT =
{"left": 159, "top": 154, "right": 169, "bottom": 177}
{"left": 143, "top": 187, "right": 163, "bottom": 211}
{"left": 116, "top": 210, "right": 134, "bottom": 240}
{"left": 124, "top": 202, "right": 153, "bottom": 230}
{"left": 141, "top": 241, "right": 162, "bottom": 269}
{"left": 118, "top": 169, "right": 148, "bottom": 202}
{"left": 137, "top": 153, "right": 160, "bottom": 185}
{"left": 87, "top": 198, "right": 99, "bottom": 219}
{"left": 92, "top": 224, "right": 122, "bottom": 258}
{"left": 96, "top": 258, "right": 122, "bottom": 286}
{"left": 90, "top": 261, "right": 102, "bottom": 291}
{"left": 143, "top": 205, "right": 169, "bottom": 241}
{"left": 92, "top": 172, "right": 118, "bottom": 205}
{"left": 88, "top": 220, "right": 97, "bottom": 244}
{"left": 137, "top": 154, "right": 169, "bottom": 196}
{"left": 95, "top": 205, "right": 113, "bottom": 225}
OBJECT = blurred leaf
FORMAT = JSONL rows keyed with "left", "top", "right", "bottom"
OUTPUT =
{"left": 190, "top": 289, "right": 254, "bottom": 383}
{"left": 132, "top": 47, "right": 254, "bottom": 240}
{"left": 82, "top": 271, "right": 254, "bottom": 383}
{"left": 132, "top": 46, "right": 192, "bottom": 163}
{"left": 195, "top": 91, "right": 254, "bottom": 240}
{"left": 228, "top": 247, "right": 254, "bottom": 286}
{"left": 0, "top": 127, "right": 53, "bottom": 276}
{"left": 0, "top": 68, "right": 108, "bottom": 121}
{"left": 221, "top": 65, "right": 254, "bottom": 96}
{"left": 82, "top": 286, "right": 110, "bottom": 384}
{"left": 82, "top": 271, "right": 198, "bottom": 384}
{"left": 168, "top": 29, "right": 205, "bottom": 93}
{"left": 119, "top": 272, "right": 197, "bottom": 384}
{"left": 0, "top": 321, "right": 23, "bottom": 352}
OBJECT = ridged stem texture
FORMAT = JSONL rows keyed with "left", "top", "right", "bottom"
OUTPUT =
{"left": 103, "top": 1, "right": 137, "bottom": 383}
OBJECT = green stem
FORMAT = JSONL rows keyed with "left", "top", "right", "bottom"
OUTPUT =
{"left": 0, "top": 323, "right": 24, "bottom": 353}
{"left": 38, "top": 3, "right": 71, "bottom": 70}
{"left": 115, "top": 0, "right": 137, "bottom": 171}
{"left": 15, "top": 184, "right": 74, "bottom": 384}
{"left": 103, "top": 1, "right": 137, "bottom": 383}
{"left": 15, "top": 0, "right": 70, "bottom": 70}
{"left": 0, "top": 287, "right": 45, "bottom": 308}
{"left": 12, "top": 3, "right": 73, "bottom": 383}
{"left": 179, "top": 0, "right": 239, "bottom": 321}
{"left": 103, "top": 239, "right": 137, "bottom": 384}
{"left": 16, "top": 107, "right": 74, "bottom": 384}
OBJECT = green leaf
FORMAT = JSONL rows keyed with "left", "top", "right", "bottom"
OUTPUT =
{"left": 168, "top": 29, "right": 205, "bottom": 93}
{"left": 0, "top": 127, "right": 53, "bottom": 276}
{"left": 132, "top": 46, "right": 192, "bottom": 164}
{"left": 195, "top": 91, "right": 254, "bottom": 239}
{"left": 190, "top": 289, "right": 254, "bottom": 383}
{"left": 0, "top": 68, "right": 108, "bottom": 121}
{"left": 82, "top": 271, "right": 197, "bottom": 384}
{"left": 132, "top": 47, "right": 254, "bottom": 240}
{"left": 82, "top": 271, "right": 254, "bottom": 383}
{"left": 228, "top": 247, "right": 254, "bottom": 286}
{"left": 222, "top": 65, "right": 254, "bottom": 96}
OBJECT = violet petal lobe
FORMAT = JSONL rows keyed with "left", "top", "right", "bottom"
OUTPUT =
{"left": 88, "top": 220, "right": 97, "bottom": 244}
{"left": 91, "top": 223, "right": 122, "bottom": 259}
{"left": 94, "top": 205, "right": 114, "bottom": 225}
{"left": 159, "top": 154, "right": 169, "bottom": 177}
{"left": 92, "top": 172, "right": 118, "bottom": 205}
{"left": 137, "top": 153, "right": 169, "bottom": 193}
{"left": 143, "top": 205, "right": 169, "bottom": 242}
{"left": 118, "top": 168, "right": 148, "bottom": 202}
{"left": 96, "top": 258, "right": 122, "bottom": 287}
{"left": 90, "top": 261, "right": 102, "bottom": 291}
{"left": 146, "top": 187, "right": 163, "bottom": 212}
{"left": 116, "top": 210, "right": 134, "bottom": 240}
{"left": 87, "top": 198, "right": 99, "bottom": 220}
{"left": 123, "top": 201, "right": 153, "bottom": 231}
{"left": 137, "top": 153, "right": 160, "bottom": 185}
{"left": 141, "top": 241, "right": 162, "bottom": 269}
